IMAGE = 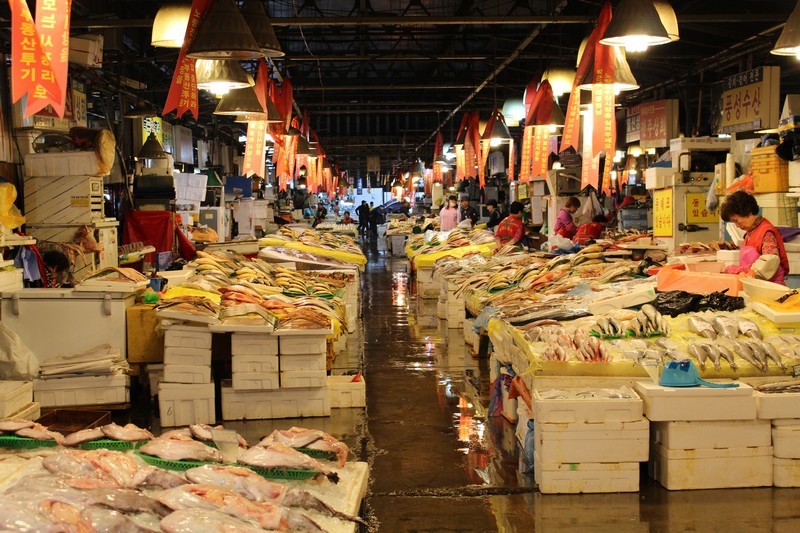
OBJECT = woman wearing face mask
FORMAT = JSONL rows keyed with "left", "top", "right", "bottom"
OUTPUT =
{"left": 440, "top": 195, "right": 459, "bottom": 231}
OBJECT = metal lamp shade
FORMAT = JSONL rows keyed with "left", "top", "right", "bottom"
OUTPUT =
{"left": 296, "top": 135, "right": 311, "bottom": 155}
{"left": 653, "top": 0, "right": 680, "bottom": 42}
{"left": 138, "top": 132, "right": 168, "bottom": 159}
{"left": 482, "top": 112, "right": 511, "bottom": 142}
{"left": 240, "top": 0, "right": 284, "bottom": 58}
{"left": 337, "top": 175, "right": 349, "bottom": 188}
{"left": 151, "top": 4, "right": 191, "bottom": 48}
{"left": 411, "top": 160, "right": 426, "bottom": 177}
{"left": 542, "top": 67, "right": 576, "bottom": 97}
{"left": 186, "top": 0, "right": 263, "bottom": 60}
{"left": 600, "top": 0, "right": 671, "bottom": 51}
{"left": 125, "top": 100, "right": 159, "bottom": 119}
{"left": 214, "top": 86, "right": 265, "bottom": 116}
{"left": 576, "top": 41, "right": 639, "bottom": 92}
{"left": 772, "top": 0, "right": 800, "bottom": 57}
{"left": 285, "top": 126, "right": 303, "bottom": 137}
{"left": 196, "top": 60, "right": 254, "bottom": 95}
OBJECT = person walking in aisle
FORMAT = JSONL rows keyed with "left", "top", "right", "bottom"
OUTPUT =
{"left": 440, "top": 196, "right": 459, "bottom": 231}
{"left": 458, "top": 197, "right": 479, "bottom": 226}
{"left": 356, "top": 200, "right": 369, "bottom": 234}
{"left": 485, "top": 199, "right": 503, "bottom": 231}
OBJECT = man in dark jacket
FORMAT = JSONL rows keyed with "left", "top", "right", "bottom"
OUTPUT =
{"left": 486, "top": 199, "right": 503, "bottom": 231}
{"left": 356, "top": 200, "right": 369, "bottom": 234}
{"left": 458, "top": 197, "right": 479, "bottom": 226}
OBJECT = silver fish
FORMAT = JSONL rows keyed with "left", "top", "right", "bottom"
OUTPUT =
{"left": 62, "top": 427, "right": 105, "bottom": 447}
{"left": 738, "top": 318, "right": 762, "bottom": 339}
{"left": 762, "top": 341, "right": 787, "bottom": 372}
{"left": 703, "top": 343, "right": 722, "bottom": 371}
{"left": 688, "top": 344, "right": 709, "bottom": 369}
{"left": 712, "top": 316, "right": 738, "bottom": 341}
{"left": 745, "top": 340, "right": 770, "bottom": 372}
{"left": 688, "top": 317, "right": 717, "bottom": 339}
{"left": 717, "top": 344, "right": 738, "bottom": 370}
{"left": 655, "top": 338, "right": 679, "bottom": 351}
{"left": 735, "top": 341, "right": 766, "bottom": 372}
{"left": 609, "top": 317, "right": 625, "bottom": 336}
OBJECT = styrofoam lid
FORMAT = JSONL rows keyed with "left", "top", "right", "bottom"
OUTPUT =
{"left": 635, "top": 380, "right": 753, "bottom": 396}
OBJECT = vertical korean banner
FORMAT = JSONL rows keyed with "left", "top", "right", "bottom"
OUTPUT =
{"left": 163, "top": 0, "right": 212, "bottom": 119}
{"left": 242, "top": 121, "right": 267, "bottom": 177}
{"left": 531, "top": 127, "right": 550, "bottom": 180}
{"left": 519, "top": 126, "right": 532, "bottom": 182}
{"left": 9, "top": 0, "right": 68, "bottom": 118}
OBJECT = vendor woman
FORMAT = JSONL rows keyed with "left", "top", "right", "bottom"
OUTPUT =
{"left": 720, "top": 191, "right": 789, "bottom": 284}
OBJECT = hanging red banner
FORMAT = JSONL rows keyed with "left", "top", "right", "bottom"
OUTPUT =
{"left": 508, "top": 138, "right": 515, "bottom": 184}
{"left": 532, "top": 127, "right": 551, "bottom": 181}
{"left": 163, "top": 0, "right": 212, "bottom": 119}
{"left": 581, "top": 122, "right": 600, "bottom": 189}
{"left": 254, "top": 59, "right": 269, "bottom": 112}
{"left": 519, "top": 126, "right": 533, "bottom": 183}
{"left": 456, "top": 147, "right": 466, "bottom": 181}
{"left": 9, "top": 0, "right": 66, "bottom": 118}
{"left": 242, "top": 120, "right": 267, "bottom": 177}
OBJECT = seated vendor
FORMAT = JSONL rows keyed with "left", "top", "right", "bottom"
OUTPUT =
{"left": 720, "top": 191, "right": 789, "bottom": 285}
{"left": 573, "top": 214, "right": 607, "bottom": 245}
{"left": 341, "top": 211, "right": 355, "bottom": 225}
{"left": 494, "top": 201, "right": 525, "bottom": 247}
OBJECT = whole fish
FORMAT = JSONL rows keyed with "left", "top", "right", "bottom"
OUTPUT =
{"left": 0, "top": 418, "right": 35, "bottom": 433}
{"left": 688, "top": 317, "right": 717, "bottom": 339}
{"left": 101, "top": 423, "right": 153, "bottom": 442}
{"left": 84, "top": 488, "right": 171, "bottom": 517}
{"left": 717, "top": 344, "right": 738, "bottom": 370}
{"left": 62, "top": 427, "right": 105, "bottom": 447}
{"left": 703, "top": 343, "right": 723, "bottom": 371}
{"left": 688, "top": 344, "right": 709, "bottom": 369}
{"left": 140, "top": 468, "right": 189, "bottom": 490}
{"left": 238, "top": 443, "right": 339, "bottom": 484}
{"left": 738, "top": 318, "right": 763, "bottom": 339}
{"left": 81, "top": 507, "right": 154, "bottom": 533}
{"left": 762, "top": 341, "right": 787, "bottom": 372}
{"left": 734, "top": 341, "right": 766, "bottom": 372}
{"left": 185, "top": 464, "right": 366, "bottom": 525}
{"left": 157, "top": 484, "right": 324, "bottom": 532}
{"left": 190, "top": 424, "right": 248, "bottom": 448}
{"left": 160, "top": 428, "right": 194, "bottom": 441}
{"left": 139, "top": 438, "right": 224, "bottom": 463}
{"left": 160, "top": 508, "right": 265, "bottom": 533}
{"left": 15, "top": 423, "right": 64, "bottom": 444}
{"left": 744, "top": 340, "right": 770, "bottom": 372}
{"left": 655, "top": 338, "right": 679, "bottom": 351}
{"left": 712, "top": 316, "right": 738, "bottom": 341}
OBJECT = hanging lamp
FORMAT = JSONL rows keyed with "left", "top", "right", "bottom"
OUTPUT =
{"left": 296, "top": 135, "right": 311, "bottom": 155}
{"left": 186, "top": 0, "right": 263, "bottom": 60}
{"left": 482, "top": 110, "right": 511, "bottom": 147}
{"left": 772, "top": 0, "right": 800, "bottom": 58}
{"left": 234, "top": 97, "right": 281, "bottom": 123}
{"left": 151, "top": 4, "right": 191, "bottom": 48}
{"left": 137, "top": 132, "right": 168, "bottom": 160}
{"left": 196, "top": 60, "right": 254, "bottom": 97}
{"left": 214, "top": 86, "right": 264, "bottom": 116}
{"left": 600, "top": 0, "right": 673, "bottom": 53}
{"left": 240, "top": 0, "right": 285, "bottom": 58}
{"left": 501, "top": 97, "right": 526, "bottom": 126}
{"left": 542, "top": 67, "right": 577, "bottom": 97}
{"left": 576, "top": 39, "right": 640, "bottom": 93}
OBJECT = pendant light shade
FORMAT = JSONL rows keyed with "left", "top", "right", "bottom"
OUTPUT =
{"left": 125, "top": 99, "right": 159, "bottom": 119}
{"left": 600, "top": 0, "right": 672, "bottom": 53}
{"left": 337, "top": 174, "right": 349, "bottom": 188}
{"left": 285, "top": 126, "right": 302, "bottom": 137}
{"left": 410, "top": 159, "right": 426, "bottom": 178}
{"left": 186, "top": 0, "right": 263, "bottom": 60}
{"left": 501, "top": 98, "right": 526, "bottom": 126}
{"left": 296, "top": 135, "right": 311, "bottom": 155}
{"left": 540, "top": 100, "right": 566, "bottom": 128}
{"left": 772, "top": 0, "right": 800, "bottom": 58}
{"left": 576, "top": 41, "right": 640, "bottom": 93}
{"left": 483, "top": 111, "right": 511, "bottom": 147}
{"left": 196, "top": 60, "right": 254, "bottom": 97}
{"left": 653, "top": 0, "right": 680, "bottom": 42}
{"left": 240, "top": 0, "right": 284, "bottom": 58}
{"left": 214, "top": 86, "right": 265, "bottom": 116}
{"left": 542, "top": 67, "right": 577, "bottom": 97}
{"left": 137, "top": 132, "right": 168, "bottom": 160}
{"left": 151, "top": 4, "right": 191, "bottom": 48}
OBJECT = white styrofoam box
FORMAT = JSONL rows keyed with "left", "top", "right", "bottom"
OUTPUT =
{"left": 328, "top": 375, "right": 366, "bottom": 408}
{"left": 754, "top": 390, "right": 800, "bottom": 420}
{"left": 232, "top": 371, "right": 280, "bottom": 391}
{"left": 23, "top": 152, "right": 101, "bottom": 177}
{"left": 231, "top": 333, "right": 279, "bottom": 356}
{"left": 0, "top": 381, "right": 33, "bottom": 418}
{"left": 163, "top": 325, "right": 212, "bottom": 350}
{"left": 162, "top": 364, "right": 211, "bottom": 384}
{"left": 69, "top": 34, "right": 103, "bottom": 67}
{"left": 9, "top": 401, "right": 40, "bottom": 422}
{"left": 651, "top": 420, "right": 771, "bottom": 450}
{"left": 534, "top": 452, "right": 640, "bottom": 494}
{"left": 790, "top": 160, "right": 800, "bottom": 188}
{"left": 163, "top": 346, "right": 212, "bottom": 367}
{"left": 281, "top": 370, "right": 327, "bottom": 389}
{"left": 231, "top": 354, "right": 280, "bottom": 374}
{"left": 34, "top": 375, "right": 130, "bottom": 408}
{"left": 157, "top": 268, "right": 196, "bottom": 288}
{"left": 147, "top": 364, "right": 164, "bottom": 398}
{"left": 279, "top": 352, "right": 326, "bottom": 372}
{"left": 634, "top": 380, "right": 756, "bottom": 421}
{"left": 645, "top": 167, "right": 675, "bottom": 190}
{"left": 158, "top": 382, "right": 215, "bottom": 427}
{"left": 0, "top": 269, "right": 23, "bottom": 291}
{"left": 535, "top": 419, "right": 649, "bottom": 464}
{"left": 464, "top": 318, "right": 478, "bottom": 348}
{"left": 774, "top": 457, "right": 800, "bottom": 487}
{"left": 279, "top": 335, "right": 327, "bottom": 356}
{"left": 221, "top": 382, "right": 330, "bottom": 419}
{"left": 650, "top": 442, "right": 773, "bottom": 490}
{"left": 772, "top": 420, "right": 800, "bottom": 459}
{"left": 23, "top": 175, "right": 104, "bottom": 224}
{"left": 716, "top": 249, "right": 741, "bottom": 269}
{"left": 533, "top": 387, "right": 643, "bottom": 424}
{"left": 515, "top": 400, "right": 533, "bottom": 446}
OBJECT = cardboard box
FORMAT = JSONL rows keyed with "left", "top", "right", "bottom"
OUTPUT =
{"left": 127, "top": 305, "right": 163, "bottom": 363}
{"left": 69, "top": 34, "right": 103, "bottom": 68}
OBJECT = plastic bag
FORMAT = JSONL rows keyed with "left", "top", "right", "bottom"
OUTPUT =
{"left": 654, "top": 290, "right": 701, "bottom": 317}
{"left": 725, "top": 173, "right": 754, "bottom": 195}
{"left": 547, "top": 234, "right": 576, "bottom": 252}
{"left": 0, "top": 323, "right": 40, "bottom": 380}
{"left": 695, "top": 291, "right": 745, "bottom": 312}
{"left": 0, "top": 183, "right": 25, "bottom": 230}
{"left": 706, "top": 178, "right": 719, "bottom": 212}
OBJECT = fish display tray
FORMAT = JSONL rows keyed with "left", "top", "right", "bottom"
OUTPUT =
{"left": 532, "top": 386, "right": 643, "bottom": 424}
{"left": 296, "top": 447, "right": 337, "bottom": 461}
{"left": 771, "top": 420, "right": 800, "bottom": 459}
{"left": 134, "top": 451, "right": 220, "bottom": 472}
{"left": 754, "top": 390, "right": 800, "bottom": 420}
{"left": 133, "top": 451, "right": 320, "bottom": 480}
{"left": 79, "top": 438, "right": 149, "bottom": 450}
{"left": 243, "top": 464, "right": 321, "bottom": 481}
{"left": 534, "top": 452, "right": 640, "bottom": 494}
{"left": 0, "top": 435, "right": 58, "bottom": 448}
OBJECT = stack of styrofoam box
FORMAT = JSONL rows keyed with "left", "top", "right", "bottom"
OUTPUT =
{"left": 532, "top": 386, "right": 648, "bottom": 494}
{"left": 416, "top": 266, "right": 439, "bottom": 299}
{"left": 445, "top": 276, "right": 464, "bottom": 329}
{"left": 34, "top": 375, "right": 129, "bottom": 408}
{"left": 753, "top": 385, "right": 800, "bottom": 487}
{"left": 0, "top": 381, "right": 38, "bottom": 421}
{"left": 636, "top": 380, "right": 773, "bottom": 490}
{"left": 158, "top": 322, "right": 215, "bottom": 427}
{"left": 436, "top": 293, "right": 447, "bottom": 320}
{"left": 231, "top": 333, "right": 280, "bottom": 392}
{"left": 328, "top": 375, "right": 366, "bottom": 408}
{"left": 279, "top": 331, "right": 328, "bottom": 390}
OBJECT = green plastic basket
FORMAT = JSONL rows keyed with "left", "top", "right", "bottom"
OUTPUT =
{"left": 79, "top": 439, "right": 149, "bottom": 451}
{"left": 134, "top": 451, "right": 222, "bottom": 472}
{"left": 240, "top": 464, "right": 320, "bottom": 481}
{"left": 297, "top": 447, "right": 337, "bottom": 461}
{"left": 0, "top": 435, "right": 58, "bottom": 448}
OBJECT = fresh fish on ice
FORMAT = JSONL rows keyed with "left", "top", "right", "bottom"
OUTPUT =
{"left": 688, "top": 317, "right": 717, "bottom": 339}
{"left": 744, "top": 340, "right": 770, "bottom": 371}
{"left": 761, "top": 341, "right": 787, "bottom": 372}
{"left": 238, "top": 443, "right": 339, "bottom": 483}
{"left": 62, "top": 427, "right": 105, "bottom": 447}
{"left": 139, "top": 438, "right": 224, "bottom": 463}
{"left": 688, "top": 344, "right": 709, "bottom": 369}
{"left": 140, "top": 468, "right": 188, "bottom": 490}
{"left": 160, "top": 508, "right": 265, "bottom": 533}
{"left": 189, "top": 424, "right": 248, "bottom": 448}
{"left": 160, "top": 428, "right": 194, "bottom": 441}
{"left": 101, "top": 422, "right": 154, "bottom": 442}
{"left": 185, "top": 464, "right": 364, "bottom": 525}
{"left": 81, "top": 506, "right": 156, "bottom": 533}
{"left": 738, "top": 318, "right": 762, "bottom": 339}
{"left": 15, "top": 422, "right": 64, "bottom": 443}
{"left": 0, "top": 418, "right": 35, "bottom": 433}
{"left": 734, "top": 341, "right": 766, "bottom": 372}
{"left": 716, "top": 344, "right": 738, "bottom": 370}
{"left": 711, "top": 316, "right": 738, "bottom": 341}
{"left": 258, "top": 427, "right": 349, "bottom": 467}
{"left": 704, "top": 343, "right": 723, "bottom": 371}
{"left": 84, "top": 488, "right": 170, "bottom": 517}
{"left": 43, "top": 449, "right": 154, "bottom": 489}
{"left": 157, "top": 484, "right": 324, "bottom": 532}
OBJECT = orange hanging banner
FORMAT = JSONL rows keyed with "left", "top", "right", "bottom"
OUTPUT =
{"left": 32, "top": 0, "right": 71, "bottom": 117}
{"left": 9, "top": 0, "right": 65, "bottom": 118}
{"left": 508, "top": 138, "right": 515, "bottom": 184}
{"left": 531, "top": 127, "right": 551, "bottom": 181}
{"left": 242, "top": 120, "right": 267, "bottom": 177}
{"left": 163, "top": 0, "right": 212, "bottom": 119}
{"left": 253, "top": 59, "right": 269, "bottom": 112}
{"left": 519, "top": 126, "right": 533, "bottom": 183}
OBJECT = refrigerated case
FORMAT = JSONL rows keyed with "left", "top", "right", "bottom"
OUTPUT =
{"left": 0, "top": 289, "right": 134, "bottom": 362}
{"left": 652, "top": 179, "right": 721, "bottom": 252}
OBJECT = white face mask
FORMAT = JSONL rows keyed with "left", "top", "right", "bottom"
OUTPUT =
{"left": 449, "top": 202, "right": 456, "bottom": 208}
